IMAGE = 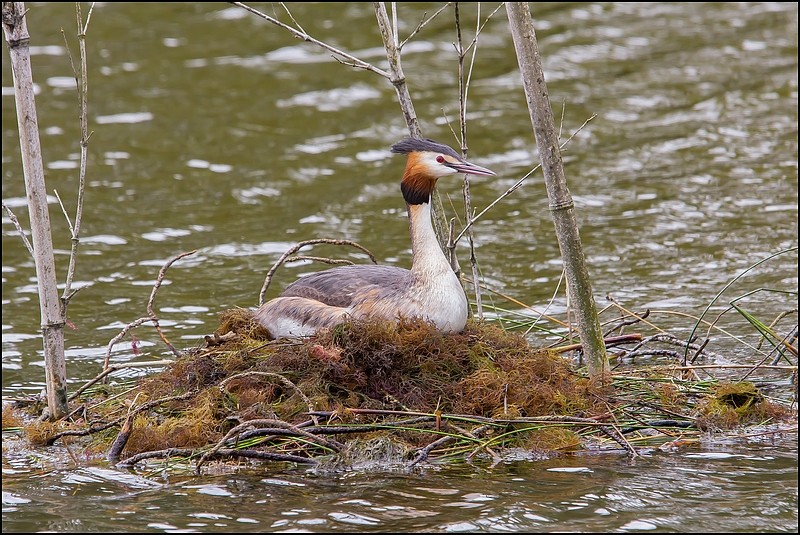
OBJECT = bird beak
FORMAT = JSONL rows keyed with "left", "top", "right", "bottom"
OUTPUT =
{"left": 448, "top": 160, "right": 496, "bottom": 177}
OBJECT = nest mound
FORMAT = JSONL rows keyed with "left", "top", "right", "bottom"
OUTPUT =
{"left": 7, "top": 308, "right": 794, "bottom": 472}
{"left": 119, "top": 310, "right": 608, "bottom": 457}
{"left": 163, "top": 308, "right": 604, "bottom": 418}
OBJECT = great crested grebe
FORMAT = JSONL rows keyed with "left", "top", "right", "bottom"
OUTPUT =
{"left": 254, "top": 137, "right": 496, "bottom": 339}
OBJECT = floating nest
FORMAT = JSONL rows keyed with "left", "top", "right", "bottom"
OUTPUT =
{"left": 3, "top": 308, "right": 796, "bottom": 473}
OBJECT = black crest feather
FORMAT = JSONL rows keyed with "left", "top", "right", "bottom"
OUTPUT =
{"left": 390, "top": 138, "right": 460, "bottom": 159}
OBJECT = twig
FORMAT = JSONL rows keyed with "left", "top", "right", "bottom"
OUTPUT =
{"left": 528, "top": 268, "right": 567, "bottom": 336}
{"left": 453, "top": 2, "right": 484, "bottom": 320}
{"left": 298, "top": 416, "right": 434, "bottom": 435}
{"left": 219, "top": 371, "right": 318, "bottom": 425}
{"left": 446, "top": 217, "right": 458, "bottom": 276}
{"left": 69, "top": 359, "right": 173, "bottom": 402}
{"left": 454, "top": 114, "right": 596, "bottom": 244}
{"left": 603, "top": 309, "right": 650, "bottom": 338}
{"left": 627, "top": 333, "right": 727, "bottom": 362}
{"left": 106, "top": 392, "right": 139, "bottom": 462}
{"left": 258, "top": 238, "right": 376, "bottom": 306}
{"left": 599, "top": 422, "right": 639, "bottom": 458}
{"left": 398, "top": 2, "right": 452, "bottom": 50}
{"left": 553, "top": 333, "right": 643, "bottom": 354}
{"left": 116, "top": 447, "right": 199, "bottom": 468}
{"left": 771, "top": 325, "right": 799, "bottom": 365}
{"left": 147, "top": 250, "right": 196, "bottom": 359}
{"left": 232, "top": 2, "right": 390, "bottom": 78}
{"left": 623, "top": 349, "right": 684, "bottom": 362}
{"left": 462, "top": 2, "right": 505, "bottom": 55}
{"left": 196, "top": 418, "right": 342, "bottom": 471}
{"left": 284, "top": 255, "right": 354, "bottom": 266}
{"left": 278, "top": 1, "right": 306, "bottom": 34}
{"left": 665, "top": 364, "right": 796, "bottom": 371}
{"left": 688, "top": 338, "right": 710, "bottom": 365}
{"left": 58, "top": 2, "right": 94, "bottom": 309}
{"left": 633, "top": 399, "right": 697, "bottom": 422}
{"left": 605, "top": 296, "right": 668, "bottom": 334}
{"left": 53, "top": 189, "right": 74, "bottom": 235}
{"left": 102, "top": 316, "right": 151, "bottom": 370}
{"left": 102, "top": 250, "right": 196, "bottom": 369}
{"left": 409, "top": 422, "right": 494, "bottom": 467}
{"left": 117, "top": 447, "right": 316, "bottom": 468}
{"left": 1, "top": 203, "right": 34, "bottom": 256}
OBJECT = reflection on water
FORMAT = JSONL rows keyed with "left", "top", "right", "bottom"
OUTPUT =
{"left": 2, "top": 1, "right": 797, "bottom": 532}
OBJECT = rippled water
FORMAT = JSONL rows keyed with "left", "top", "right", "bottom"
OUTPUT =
{"left": 2, "top": 438, "right": 798, "bottom": 533}
{"left": 2, "top": 2, "right": 798, "bottom": 532}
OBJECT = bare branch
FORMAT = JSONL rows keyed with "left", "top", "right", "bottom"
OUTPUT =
{"left": 455, "top": 114, "right": 596, "bottom": 244}
{"left": 259, "top": 238, "right": 377, "bottom": 306}
{"left": 2, "top": 202, "right": 34, "bottom": 256}
{"left": 53, "top": 189, "right": 74, "bottom": 234}
{"left": 373, "top": 1, "right": 422, "bottom": 136}
{"left": 463, "top": 2, "right": 505, "bottom": 55}
{"left": 232, "top": 2, "right": 390, "bottom": 78}
{"left": 3, "top": 1, "right": 69, "bottom": 418}
{"left": 398, "top": 2, "right": 452, "bottom": 50}
{"left": 279, "top": 1, "right": 306, "bottom": 34}
{"left": 146, "top": 250, "right": 197, "bottom": 359}
{"left": 102, "top": 250, "right": 197, "bottom": 369}
{"left": 60, "top": 2, "right": 93, "bottom": 310}
{"left": 69, "top": 359, "right": 173, "bottom": 402}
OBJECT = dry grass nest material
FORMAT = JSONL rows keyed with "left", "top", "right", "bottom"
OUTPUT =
{"left": 8, "top": 308, "right": 796, "bottom": 471}
{"left": 196, "top": 308, "right": 605, "bottom": 419}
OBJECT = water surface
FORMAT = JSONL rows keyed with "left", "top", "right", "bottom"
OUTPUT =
{"left": 2, "top": 2, "right": 797, "bottom": 532}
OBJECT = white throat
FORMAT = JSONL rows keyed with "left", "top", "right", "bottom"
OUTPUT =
{"left": 405, "top": 200, "right": 468, "bottom": 331}
{"left": 408, "top": 201, "right": 450, "bottom": 277}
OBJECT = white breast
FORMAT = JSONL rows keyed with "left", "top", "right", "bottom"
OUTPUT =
{"left": 361, "top": 269, "right": 468, "bottom": 333}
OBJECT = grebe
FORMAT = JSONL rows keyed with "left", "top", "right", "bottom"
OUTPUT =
{"left": 254, "top": 138, "right": 496, "bottom": 339}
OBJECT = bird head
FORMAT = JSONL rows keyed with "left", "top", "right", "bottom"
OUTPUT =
{"left": 391, "top": 138, "right": 496, "bottom": 205}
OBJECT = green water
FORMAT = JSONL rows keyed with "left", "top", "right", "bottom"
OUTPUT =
{"left": 2, "top": 2, "right": 797, "bottom": 532}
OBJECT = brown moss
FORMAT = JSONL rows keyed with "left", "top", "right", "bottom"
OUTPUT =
{"left": 519, "top": 427, "right": 583, "bottom": 453}
{"left": 654, "top": 382, "right": 684, "bottom": 409}
{"left": 220, "top": 317, "right": 591, "bottom": 418}
{"left": 2, "top": 403, "right": 23, "bottom": 430}
{"left": 125, "top": 389, "right": 226, "bottom": 455}
{"left": 125, "top": 316, "right": 605, "bottom": 425}
{"left": 452, "top": 349, "right": 606, "bottom": 417}
{"left": 215, "top": 307, "right": 271, "bottom": 340}
{"left": 714, "top": 381, "right": 763, "bottom": 410}
{"left": 695, "top": 381, "right": 791, "bottom": 431}
{"left": 23, "top": 420, "right": 67, "bottom": 447}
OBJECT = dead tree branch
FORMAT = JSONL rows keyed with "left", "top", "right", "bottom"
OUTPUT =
{"left": 103, "top": 250, "right": 197, "bottom": 369}
{"left": 259, "top": 238, "right": 377, "bottom": 306}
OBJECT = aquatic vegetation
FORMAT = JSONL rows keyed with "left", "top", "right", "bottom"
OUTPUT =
{"left": 5, "top": 308, "right": 794, "bottom": 474}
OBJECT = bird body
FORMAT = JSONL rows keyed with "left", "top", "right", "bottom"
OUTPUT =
{"left": 254, "top": 138, "right": 495, "bottom": 339}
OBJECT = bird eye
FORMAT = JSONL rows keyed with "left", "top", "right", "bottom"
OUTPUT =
{"left": 436, "top": 155, "right": 445, "bottom": 163}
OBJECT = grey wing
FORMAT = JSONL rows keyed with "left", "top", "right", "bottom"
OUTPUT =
{"left": 280, "top": 265, "right": 411, "bottom": 308}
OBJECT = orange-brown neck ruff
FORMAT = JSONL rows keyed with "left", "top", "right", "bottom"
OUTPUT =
{"left": 400, "top": 153, "right": 437, "bottom": 205}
